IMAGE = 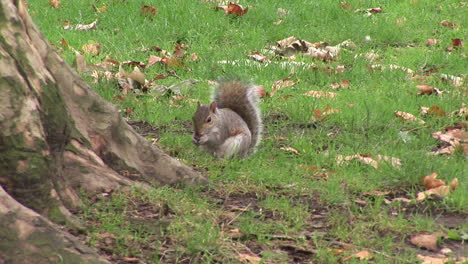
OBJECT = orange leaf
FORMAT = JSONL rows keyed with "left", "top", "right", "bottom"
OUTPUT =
{"left": 140, "top": 5, "right": 157, "bottom": 18}
{"left": 49, "top": 0, "right": 60, "bottom": 8}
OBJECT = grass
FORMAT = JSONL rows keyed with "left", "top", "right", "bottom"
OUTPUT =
{"left": 29, "top": 0, "right": 466, "bottom": 263}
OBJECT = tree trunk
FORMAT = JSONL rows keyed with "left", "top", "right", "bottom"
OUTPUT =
{"left": 0, "top": 0, "right": 206, "bottom": 262}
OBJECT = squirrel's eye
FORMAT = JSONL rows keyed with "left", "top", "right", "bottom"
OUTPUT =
{"left": 206, "top": 116, "right": 212, "bottom": 123}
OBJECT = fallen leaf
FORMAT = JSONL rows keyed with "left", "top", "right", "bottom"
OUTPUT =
{"left": 395, "top": 111, "right": 425, "bottom": 124}
{"left": 276, "top": 36, "right": 296, "bottom": 48}
{"left": 303, "top": 90, "right": 337, "bottom": 99}
{"left": 312, "top": 105, "right": 340, "bottom": 121}
{"left": 337, "top": 154, "right": 401, "bottom": 169}
{"left": 425, "top": 39, "right": 440, "bottom": 46}
{"left": 343, "top": 250, "right": 372, "bottom": 261}
{"left": 280, "top": 147, "right": 300, "bottom": 155}
{"left": 255, "top": 85, "right": 266, "bottom": 98}
{"left": 440, "top": 20, "right": 457, "bottom": 28}
{"left": 271, "top": 77, "right": 297, "bottom": 97}
{"left": 74, "top": 19, "right": 98, "bottom": 31}
{"left": 417, "top": 185, "right": 451, "bottom": 202}
{"left": 238, "top": 253, "right": 261, "bottom": 264}
{"left": 92, "top": 5, "right": 107, "bottom": 13}
{"left": 330, "top": 79, "right": 350, "bottom": 89}
{"left": 367, "top": 7, "right": 382, "bottom": 13}
{"left": 339, "top": 2, "right": 351, "bottom": 9}
{"left": 49, "top": 0, "right": 60, "bottom": 8}
{"left": 140, "top": 5, "right": 157, "bottom": 18}
{"left": 81, "top": 42, "right": 101, "bottom": 56}
{"left": 451, "top": 38, "right": 464, "bottom": 49}
{"left": 422, "top": 172, "right": 445, "bottom": 190}
{"left": 147, "top": 55, "right": 162, "bottom": 68}
{"left": 410, "top": 233, "right": 439, "bottom": 251}
{"left": 216, "top": 3, "right": 249, "bottom": 16}
{"left": 416, "top": 255, "right": 447, "bottom": 264}
{"left": 173, "top": 43, "right": 188, "bottom": 58}
{"left": 416, "top": 85, "right": 442, "bottom": 96}
{"left": 450, "top": 178, "right": 458, "bottom": 190}
{"left": 248, "top": 51, "right": 268, "bottom": 63}
{"left": 362, "top": 190, "right": 390, "bottom": 196}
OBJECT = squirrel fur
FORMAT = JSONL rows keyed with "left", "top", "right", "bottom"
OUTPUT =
{"left": 192, "top": 80, "right": 262, "bottom": 159}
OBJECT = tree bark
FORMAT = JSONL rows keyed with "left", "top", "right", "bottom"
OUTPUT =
{"left": 0, "top": 0, "right": 206, "bottom": 262}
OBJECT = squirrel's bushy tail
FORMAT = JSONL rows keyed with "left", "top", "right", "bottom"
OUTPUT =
{"left": 213, "top": 80, "right": 262, "bottom": 154}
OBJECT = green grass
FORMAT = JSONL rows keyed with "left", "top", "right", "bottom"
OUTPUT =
{"left": 30, "top": 0, "right": 466, "bottom": 263}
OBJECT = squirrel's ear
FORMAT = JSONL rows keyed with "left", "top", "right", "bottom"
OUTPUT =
{"left": 209, "top": 101, "right": 217, "bottom": 113}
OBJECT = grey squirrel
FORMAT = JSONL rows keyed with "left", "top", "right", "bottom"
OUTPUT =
{"left": 192, "top": 80, "right": 262, "bottom": 159}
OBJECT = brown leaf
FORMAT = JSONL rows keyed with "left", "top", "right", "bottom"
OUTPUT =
{"left": 416, "top": 85, "right": 442, "bottom": 96}
{"left": 339, "top": 2, "right": 351, "bottom": 9}
{"left": 410, "top": 233, "right": 439, "bottom": 251}
{"left": 140, "top": 5, "right": 157, "bottom": 18}
{"left": 248, "top": 52, "right": 268, "bottom": 63}
{"left": 276, "top": 36, "right": 296, "bottom": 48}
{"left": 417, "top": 186, "right": 451, "bottom": 202}
{"left": 313, "top": 105, "right": 340, "bottom": 121}
{"left": 440, "top": 20, "right": 457, "bottom": 28}
{"left": 280, "top": 147, "right": 300, "bottom": 155}
{"left": 330, "top": 79, "right": 350, "bottom": 89}
{"left": 425, "top": 39, "right": 440, "bottom": 46}
{"left": 394, "top": 111, "right": 425, "bottom": 124}
{"left": 416, "top": 255, "right": 448, "bottom": 264}
{"left": 146, "top": 55, "right": 162, "bottom": 68}
{"left": 92, "top": 5, "right": 107, "bottom": 13}
{"left": 60, "top": 38, "right": 69, "bottom": 48}
{"left": 238, "top": 253, "right": 261, "bottom": 264}
{"left": 74, "top": 19, "right": 98, "bottom": 31}
{"left": 303, "top": 90, "right": 337, "bottom": 99}
{"left": 271, "top": 78, "right": 296, "bottom": 97}
{"left": 451, "top": 38, "right": 464, "bottom": 49}
{"left": 255, "top": 85, "right": 266, "bottom": 98}
{"left": 422, "top": 172, "right": 445, "bottom": 190}
{"left": 427, "top": 105, "right": 446, "bottom": 117}
{"left": 367, "top": 7, "right": 382, "bottom": 13}
{"left": 450, "top": 178, "right": 459, "bottom": 190}
{"left": 343, "top": 250, "right": 372, "bottom": 261}
{"left": 216, "top": 3, "right": 249, "bottom": 16}
{"left": 49, "top": 0, "right": 60, "bottom": 8}
{"left": 81, "top": 42, "right": 101, "bottom": 56}
{"left": 173, "top": 43, "right": 188, "bottom": 58}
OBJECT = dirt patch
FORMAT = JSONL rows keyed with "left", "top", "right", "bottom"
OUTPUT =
{"left": 127, "top": 120, "right": 160, "bottom": 138}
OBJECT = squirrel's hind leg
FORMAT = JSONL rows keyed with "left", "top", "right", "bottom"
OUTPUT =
{"left": 216, "top": 132, "right": 251, "bottom": 159}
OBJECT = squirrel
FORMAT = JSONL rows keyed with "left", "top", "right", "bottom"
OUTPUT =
{"left": 192, "top": 80, "right": 262, "bottom": 159}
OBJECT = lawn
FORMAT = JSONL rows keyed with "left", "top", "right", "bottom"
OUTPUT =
{"left": 29, "top": 0, "right": 466, "bottom": 263}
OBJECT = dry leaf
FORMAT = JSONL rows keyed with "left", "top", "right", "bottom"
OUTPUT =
{"left": 422, "top": 172, "right": 443, "bottom": 189}
{"left": 271, "top": 78, "right": 296, "bottom": 97}
{"left": 238, "top": 253, "right": 261, "bottom": 264}
{"left": 451, "top": 38, "right": 464, "bottom": 49}
{"left": 362, "top": 190, "right": 390, "bottom": 196}
{"left": 140, "top": 5, "right": 157, "bottom": 18}
{"left": 417, "top": 185, "right": 451, "bottom": 202}
{"left": 313, "top": 105, "right": 340, "bottom": 121}
{"left": 280, "top": 147, "right": 300, "bottom": 155}
{"left": 337, "top": 154, "right": 400, "bottom": 169}
{"left": 416, "top": 85, "right": 442, "bottom": 96}
{"left": 440, "top": 20, "right": 457, "bottom": 28}
{"left": 276, "top": 36, "right": 297, "bottom": 48}
{"left": 425, "top": 39, "right": 440, "bottom": 46}
{"left": 92, "top": 5, "right": 107, "bottom": 13}
{"left": 147, "top": 55, "right": 162, "bottom": 68}
{"left": 303, "top": 90, "right": 337, "bottom": 99}
{"left": 49, "top": 0, "right": 60, "bottom": 8}
{"left": 81, "top": 42, "right": 101, "bottom": 56}
{"left": 450, "top": 178, "right": 458, "bottom": 190}
{"left": 248, "top": 52, "right": 268, "bottom": 63}
{"left": 74, "top": 19, "right": 98, "bottom": 31}
{"left": 340, "top": 2, "right": 351, "bottom": 9}
{"left": 343, "top": 250, "right": 372, "bottom": 261}
{"left": 395, "top": 111, "right": 425, "bottom": 124}
{"left": 330, "top": 79, "right": 350, "bottom": 89}
{"left": 416, "top": 255, "right": 448, "bottom": 264}
{"left": 255, "top": 85, "right": 266, "bottom": 98}
{"left": 216, "top": 3, "right": 249, "bottom": 16}
{"left": 410, "top": 233, "right": 439, "bottom": 251}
